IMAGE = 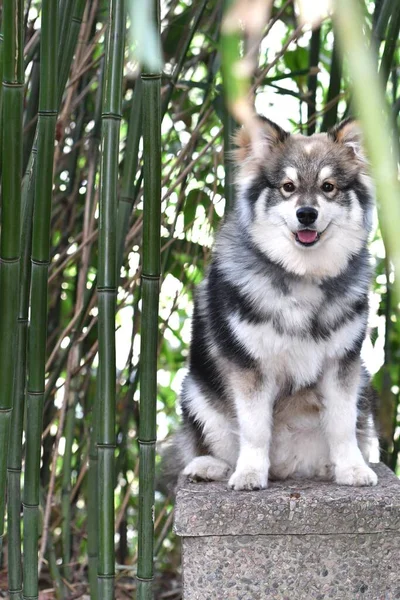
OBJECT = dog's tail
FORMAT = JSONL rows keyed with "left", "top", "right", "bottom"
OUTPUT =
{"left": 156, "top": 431, "right": 187, "bottom": 497}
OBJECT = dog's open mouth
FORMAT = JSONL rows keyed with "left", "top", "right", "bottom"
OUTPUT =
{"left": 295, "top": 229, "right": 320, "bottom": 246}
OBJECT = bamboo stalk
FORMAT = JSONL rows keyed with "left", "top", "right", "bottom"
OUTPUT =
{"left": 23, "top": 1, "right": 58, "bottom": 598}
{"left": 334, "top": 0, "right": 400, "bottom": 298}
{"left": 137, "top": 1, "right": 162, "bottom": 597}
{"left": 0, "top": 27, "right": 4, "bottom": 182}
{"left": 16, "top": 16, "right": 91, "bottom": 578}
{"left": 23, "top": 51, "right": 40, "bottom": 172}
{"left": 58, "top": 0, "right": 87, "bottom": 108}
{"left": 161, "top": 0, "right": 208, "bottom": 115}
{"left": 60, "top": 370, "right": 77, "bottom": 580}
{"left": 379, "top": 0, "right": 400, "bottom": 86}
{"left": 97, "top": 0, "right": 126, "bottom": 598}
{"left": 88, "top": 390, "right": 99, "bottom": 600}
{"left": 0, "top": 0, "right": 24, "bottom": 570}
{"left": 307, "top": 26, "right": 320, "bottom": 135}
{"left": 374, "top": 0, "right": 395, "bottom": 48}
{"left": 321, "top": 35, "right": 342, "bottom": 131}
{"left": 7, "top": 148, "right": 37, "bottom": 600}
{"left": 223, "top": 110, "right": 236, "bottom": 213}
{"left": 117, "top": 77, "right": 143, "bottom": 271}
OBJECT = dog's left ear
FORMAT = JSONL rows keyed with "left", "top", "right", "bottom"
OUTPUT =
{"left": 328, "top": 118, "right": 366, "bottom": 163}
{"left": 233, "top": 115, "right": 289, "bottom": 163}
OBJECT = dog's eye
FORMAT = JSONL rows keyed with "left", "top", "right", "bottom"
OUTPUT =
{"left": 282, "top": 182, "right": 295, "bottom": 193}
{"left": 322, "top": 182, "right": 334, "bottom": 193}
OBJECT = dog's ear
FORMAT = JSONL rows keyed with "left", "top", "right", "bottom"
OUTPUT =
{"left": 233, "top": 116, "right": 289, "bottom": 163}
{"left": 328, "top": 118, "right": 366, "bottom": 163}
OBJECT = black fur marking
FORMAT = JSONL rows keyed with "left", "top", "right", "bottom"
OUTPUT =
{"left": 212, "top": 260, "right": 265, "bottom": 325}
{"left": 352, "top": 179, "right": 374, "bottom": 225}
{"left": 207, "top": 263, "right": 257, "bottom": 369}
{"left": 338, "top": 328, "right": 366, "bottom": 380}
{"left": 189, "top": 299, "right": 228, "bottom": 400}
{"left": 240, "top": 234, "right": 294, "bottom": 296}
{"left": 310, "top": 294, "right": 369, "bottom": 342}
{"left": 320, "top": 246, "right": 371, "bottom": 300}
{"left": 180, "top": 395, "right": 209, "bottom": 456}
{"left": 247, "top": 172, "right": 275, "bottom": 209}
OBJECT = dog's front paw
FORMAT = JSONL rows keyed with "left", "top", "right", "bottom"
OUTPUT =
{"left": 183, "top": 456, "right": 232, "bottom": 482}
{"left": 335, "top": 462, "right": 378, "bottom": 487}
{"left": 228, "top": 467, "right": 268, "bottom": 491}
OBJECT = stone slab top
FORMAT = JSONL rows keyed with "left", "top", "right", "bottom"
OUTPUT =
{"left": 174, "top": 463, "right": 400, "bottom": 537}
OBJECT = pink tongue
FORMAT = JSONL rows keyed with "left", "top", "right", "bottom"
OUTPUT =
{"left": 297, "top": 229, "right": 318, "bottom": 244}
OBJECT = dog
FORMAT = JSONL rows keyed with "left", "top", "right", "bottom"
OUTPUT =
{"left": 166, "top": 116, "right": 378, "bottom": 492}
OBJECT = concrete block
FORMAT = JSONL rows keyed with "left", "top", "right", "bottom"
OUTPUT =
{"left": 174, "top": 463, "right": 400, "bottom": 599}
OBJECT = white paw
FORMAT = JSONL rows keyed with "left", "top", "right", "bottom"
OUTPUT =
{"left": 335, "top": 462, "right": 378, "bottom": 487}
{"left": 183, "top": 456, "right": 232, "bottom": 482}
{"left": 228, "top": 467, "right": 268, "bottom": 491}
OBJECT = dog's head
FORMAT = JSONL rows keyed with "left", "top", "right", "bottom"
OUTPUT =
{"left": 233, "top": 116, "right": 374, "bottom": 278}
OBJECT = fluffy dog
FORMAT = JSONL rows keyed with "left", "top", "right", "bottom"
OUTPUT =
{"left": 170, "top": 116, "right": 378, "bottom": 491}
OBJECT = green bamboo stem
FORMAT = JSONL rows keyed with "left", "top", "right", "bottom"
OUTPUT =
{"left": 161, "top": 0, "right": 208, "bottom": 116}
{"left": 117, "top": 77, "right": 142, "bottom": 271}
{"left": 334, "top": 0, "right": 400, "bottom": 299}
{"left": 46, "top": 530, "right": 64, "bottom": 600}
{"left": 379, "top": 0, "right": 400, "bottom": 87}
{"left": 223, "top": 110, "right": 236, "bottom": 213}
{"left": 374, "top": 0, "right": 394, "bottom": 47}
{"left": 137, "top": 3, "right": 162, "bottom": 598}
{"left": 59, "top": 0, "right": 76, "bottom": 50}
{"left": 321, "top": 35, "right": 342, "bottom": 131}
{"left": 61, "top": 348, "right": 80, "bottom": 580}
{"left": 97, "top": 0, "right": 126, "bottom": 598}
{"left": 0, "top": 28, "right": 4, "bottom": 182}
{"left": 0, "top": 0, "right": 24, "bottom": 564}
{"left": 117, "top": 1, "right": 207, "bottom": 273}
{"left": 7, "top": 147, "right": 37, "bottom": 600}
{"left": 23, "top": 1, "right": 58, "bottom": 598}
{"left": 58, "top": 0, "right": 87, "bottom": 108}
{"left": 307, "top": 26, "right": 320, "bottom": 135}
{"left": 23, "top": 50, "right": 40, "bottom": 172}
{"left": 88, "top": 388, "right": 99, "bottom": 600}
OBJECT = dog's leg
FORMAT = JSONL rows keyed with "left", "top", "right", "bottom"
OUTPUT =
{"left": 228, "top": 376, "right": 275, "bottom": 491}
{"left": 319, "top": 359, "right": 377, "bottom": 487}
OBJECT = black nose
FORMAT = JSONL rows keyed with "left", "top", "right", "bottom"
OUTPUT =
{"left": 296, "top": 206, "right": 318, "bottom": 226}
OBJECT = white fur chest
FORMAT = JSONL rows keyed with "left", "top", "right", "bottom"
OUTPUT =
{"left": 229, "top": 312, "right": 325, "bottom": 388}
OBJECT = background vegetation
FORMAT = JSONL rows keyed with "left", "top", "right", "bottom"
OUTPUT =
{"left": 0, "top": 0, "right": 399, "bottom": 598}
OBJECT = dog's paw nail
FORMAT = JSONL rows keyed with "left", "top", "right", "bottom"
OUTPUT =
{"left": 228, "top": 469, "right": 268, "bottom": 491}
{"left": 335, "top": 463, "right": 378, "bottom": 487}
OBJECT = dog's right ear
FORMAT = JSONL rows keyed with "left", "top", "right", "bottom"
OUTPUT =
{"left": 328, "top": 118, "right": 366, "bottom": 163}
{"left": 233, "top": 116, "right": 289, "bottom": 163}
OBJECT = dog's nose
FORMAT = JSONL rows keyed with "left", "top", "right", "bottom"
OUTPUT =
{"left": 296, "top": 206, "right": 318, "bottom": 226}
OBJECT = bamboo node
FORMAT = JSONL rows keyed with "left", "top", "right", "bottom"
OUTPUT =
{"left": 141, "top": 274, "right": 160, "bottom": 281}
{"left": 101, "top": 111, "right": 122, "bottom": 121}
{"left": 0, "top": 257, "right": 20, "bottom": 264}
{"left": 96, "top": 443, "right": 117, "bottom": 449}
{"left": 141, "top": 74, "right": 162, "bottom": 81}
{"left": 37, "top": 109, "right": 58, "bottom": 117}
{"left": 2, "top": 82, "right": 25, "bottom": 89}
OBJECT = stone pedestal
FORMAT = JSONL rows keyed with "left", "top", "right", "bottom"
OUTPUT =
{"left": 174, "top": 463, "right": 400, "bottom": 600}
